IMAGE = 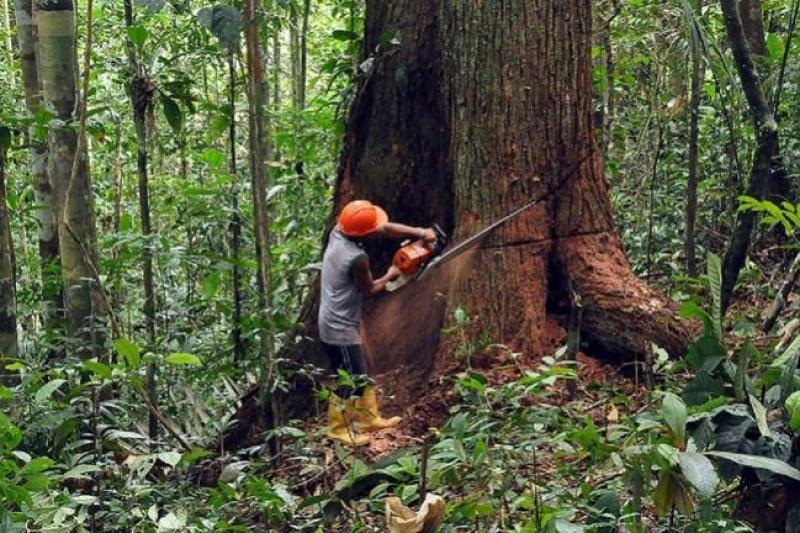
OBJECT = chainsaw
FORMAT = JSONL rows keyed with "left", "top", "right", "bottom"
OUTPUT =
{"left": 385, "top": 151, "right": 594, "bottom": 292}
{"left": 386, "top": 224, "right": 448, "bottom": 292}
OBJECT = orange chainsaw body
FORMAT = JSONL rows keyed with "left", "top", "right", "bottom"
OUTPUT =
{"left": 393, "top": 240, "right": 434, "bottom": 276}
{"left": 391, "top": 225, "right": 448, "bottom": 277}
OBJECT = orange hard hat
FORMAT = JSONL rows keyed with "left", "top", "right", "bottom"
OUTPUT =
{"left": 338, "top": 200, "right": 388, "bottom": 237}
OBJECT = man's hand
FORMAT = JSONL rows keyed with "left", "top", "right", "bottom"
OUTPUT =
{"left": 386, "top": 264, "right": 402, "bottom": 281}
{"left": 422, "top": 227, "right": 437, "bottom": 243}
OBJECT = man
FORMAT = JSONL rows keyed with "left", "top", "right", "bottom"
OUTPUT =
{"left": 319, "top": 200, "right": 436, "bottom": 446}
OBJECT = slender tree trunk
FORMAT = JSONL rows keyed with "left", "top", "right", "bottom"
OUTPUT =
{"left": 111, "top": 125, "right": 125, "bottom": 313}
{"left": 289, "top": 2, "right": 299, "bottom": 111}
{"left": 298, "top": 0, "right": 309, "bottom": 112}
{"left": 244, "top": 0, "right": 278, "bottom": 437}
{"left": 124, "top": 0, "right": 158, "bottom": 443}
{"left": 720, "top": 0, "right": 781, "bottom": 314}
{"left": 599, "top": 0, "right": 621, "bottom": 156}
{"left": 0, "top": 143, "right": 18, "bottom": 366}
{"left": 685, "top": 0, "right": 704, "bottom": 277}
{"left": 228, "top": 54, "right": 244, "bottom": 362}
{"left": 37, "top": 0, "right": 101, "bottom": 354}
{"left": 272, "top": 29, "right": 281, "bottom": 108}
{"left": 2, "top": 0, "right": 12, "bottom": 64}
{"left": 15, "top": 0, "right": 61, "bottom": 331}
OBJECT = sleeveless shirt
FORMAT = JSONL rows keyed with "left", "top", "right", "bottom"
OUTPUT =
{"left": 318, "top": 228, "right": 367, "bottom": 345}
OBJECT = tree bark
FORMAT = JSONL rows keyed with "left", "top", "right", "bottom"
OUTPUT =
{"left": 37, "top": 0, "right": 101, "bottom": 354}
{"left": 124, "top": 0, "right": 158, "bottom": 445}
{"left": 685, "top": 0, "right": 703, "bottom": 277}
{"left": 737, "top": 0, "right": 766, "bottom": 57}
{"left": 719, "top": 0, "right": 781, "bottom": 314}
{"left": 0, "top": 142, "right": 18, "bottom": 366}
{"left": 14, "top": 0, "right": 61, "bottom": 331}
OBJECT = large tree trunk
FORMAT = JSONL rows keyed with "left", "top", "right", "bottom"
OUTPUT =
{"left": 37, "top": 0, "right": 101, "bottom": 355}
{"left": 345, "top": 0, "right": 688, "bottom": 371}
{"left": 14, "top": 0, "right": 62, "bottom": 331}
{"left": 0, "top": 141, "right": 18, "bottom": 367}
{"left": 225, "top": 0, "right": 691, "bottom": 445}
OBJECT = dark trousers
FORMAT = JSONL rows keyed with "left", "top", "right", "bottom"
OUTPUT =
{"left": 322, "top": 342, "right": 368, "bottom": 398}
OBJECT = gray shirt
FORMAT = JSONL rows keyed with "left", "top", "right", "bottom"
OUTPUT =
{"left": 318, "top": 228, "right": 367, "bottom": 345}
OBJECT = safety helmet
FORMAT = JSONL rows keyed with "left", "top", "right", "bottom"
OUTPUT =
{"left": 338, "top": 200, "right": 388, "bottom": 237}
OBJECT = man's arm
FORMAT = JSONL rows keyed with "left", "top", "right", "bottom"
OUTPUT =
{"left": 353, "top": 257, "right": 402, "bottom": 296}
{"left": 380, "top": 222, "right": 436, "bottom": 242}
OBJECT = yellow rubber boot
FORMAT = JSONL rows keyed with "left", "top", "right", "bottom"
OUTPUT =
{"left": 355, "top": 386, "right": 402, "bottom": 430}
{"left": 327, "top": 394, "right": 369, "bottom": 447}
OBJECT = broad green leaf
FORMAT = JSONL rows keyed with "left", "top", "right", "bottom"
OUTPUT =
{"left": 119, "top": 212, "right": 134, "bottom": 232}
{"left": 766, "top": 33, "right": 784, "bottom": 61}
{"left": 661, "top": 392, "right": 687, "bottom": 447}
{"left": 200, "top": 271, "right": 221, "bottom": 299}
{"left": 24, "top": 473, "right": 50, "bottom": 491}
{"left": 0, "top": 386, "right": 13, "bottom": 400}
{"left": 748, "top": 394, "right": 770, "bottom": 437}
{"left": 779, "top": 334, "right": 800, "bottom": 402}
{"left": 115, "top": 338, "right": 141, "bottom": 368}
{"left": 158, "top": 511, "right": 186, "bottom": 530}
{"left": 160, "top": 94, "right": 183, "bottom": 133}
{"left": 679, "top": 451, "right": 719, "bottom": 498}
{"left": 165, "top": 353, "right": 202, "bottom": 366}
{"left": 62, "top": 464, "right": 101, "bottom": 480}
{"left": 683, "top": 372, "right": 726, "bottom": 405}
{"left": 126, "top": 24, "right": 148, "bottom": 49}
{"left": 83, "top": 360, "right": 111, "bottom": 380}
{"left": 679, "top": 301, "right": 712, "bottom": 332}
{"left": 332, "top": 29, "right": 358, "bottom": 41}
{"left": 22, "top": 457, "right": 55, "bottom": 474}
{"left": 0, "top": 126, "right": 10, "bottom": 151}
{"left": 72, "top": 494, "right": 98, "bottom": 505}
{"left": 5, "top": 361, "right": 24, "bottom": 371}
{"left": 35, "top": 379, "right": 66, "bottom": 402}
{"left": 158, "top": 451, "right": 182, "bottom": 467}
{"left": 706, "top": 451, "right": 800, "bottom": 481}
{"left": 785, "top": 391, "right": 800, "bottom": 433}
